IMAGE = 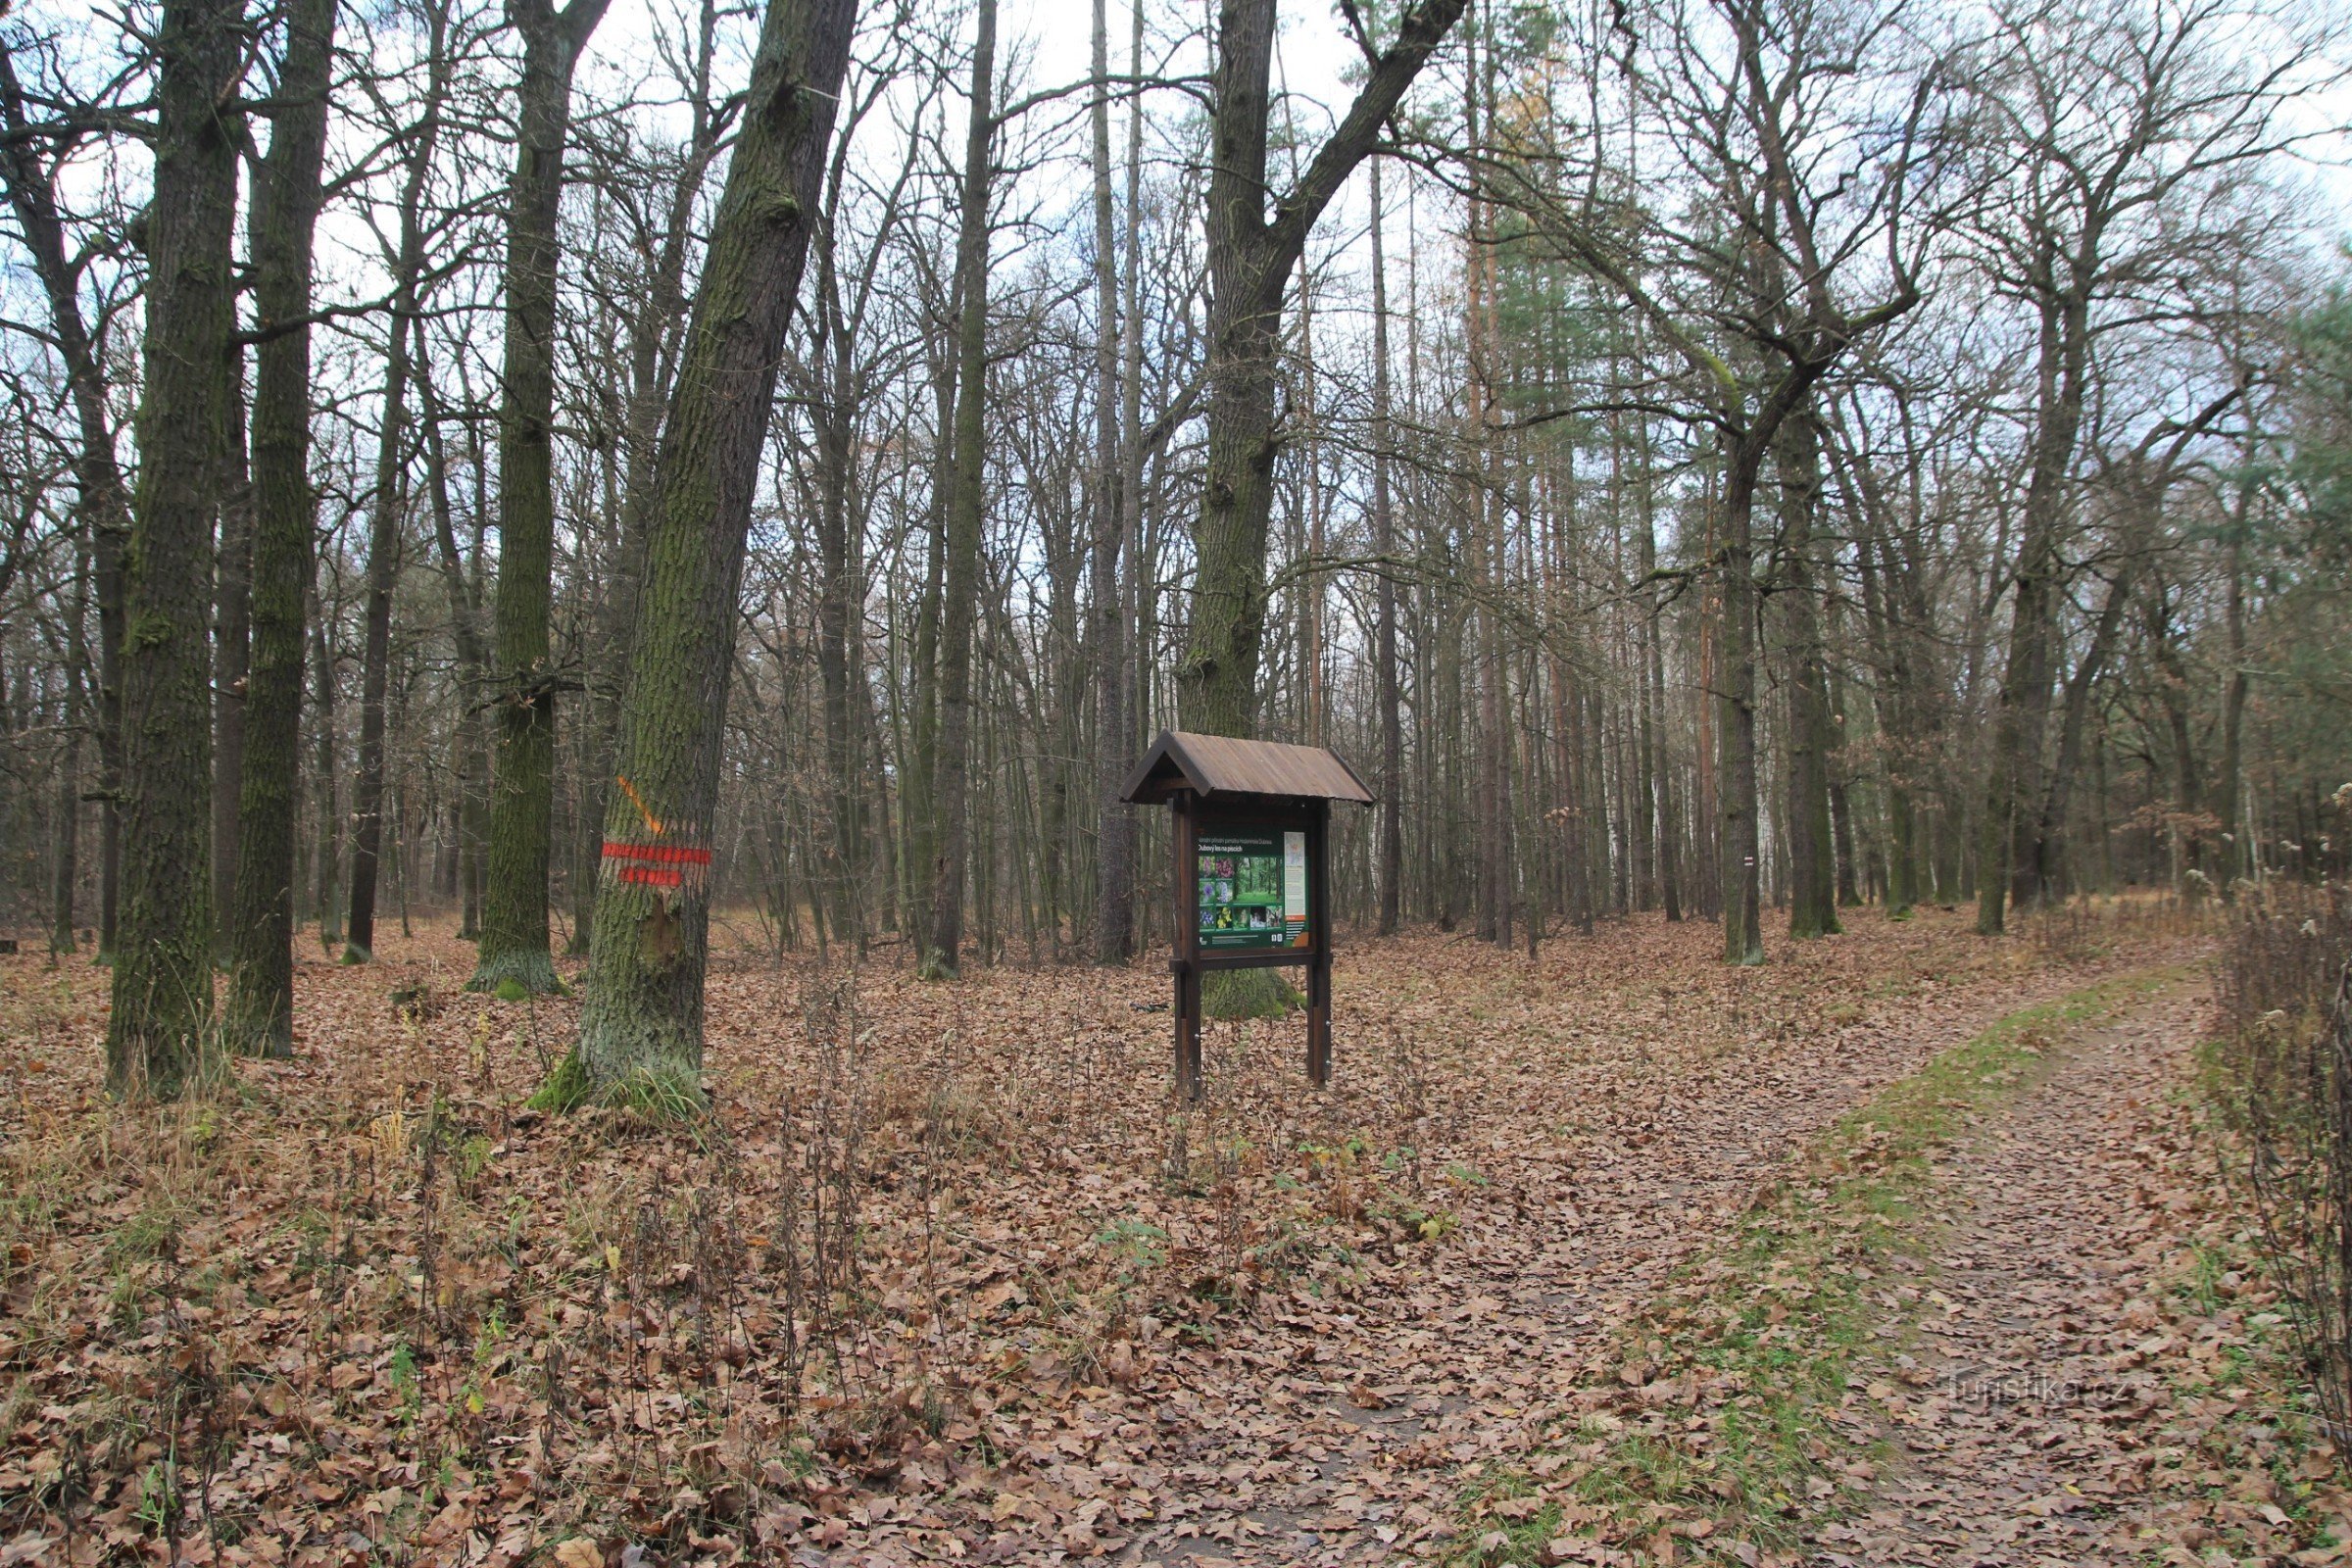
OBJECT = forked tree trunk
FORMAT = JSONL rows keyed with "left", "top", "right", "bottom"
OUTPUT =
{"left": 472, "top": 0, "right": 612, "bottom": 994}
{"left": 1178, "top": 0, "right": 1465, "bottom": 735}
{"left": 108, "top": 0, "right": 244, "bottom": 1097}
{"left": 562, "top": 0, "right": 856, "bottom": 1102}
{"left": 1978, "top": 293, "right": 2086, "bottom": 934}
{"left": 921, "top": 0, "right": 996, "bottom": 982}
{"left": 225, "top": 0, "right": 336, "bottom": 1055}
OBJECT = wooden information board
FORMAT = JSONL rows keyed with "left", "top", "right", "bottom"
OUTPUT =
{"left": 1120, "top": 731, "right": 1373, "bottom": 1098}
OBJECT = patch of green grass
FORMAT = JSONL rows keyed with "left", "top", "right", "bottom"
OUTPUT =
{"left": 1452, "top": 1467, "right": 1565, "bottom": 1565}
{"left": 525, "top": 1052, "right": 704, "bottom": 1122}
{"left": 1461, "top": 969, "right": 2180, "bottom": 1557}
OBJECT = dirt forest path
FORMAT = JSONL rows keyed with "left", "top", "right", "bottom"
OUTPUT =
{"left": 1112, "top": 943, "right": 2213, "bottom": 1567}
{"left": 1811, "top": 976, "right": 2240, "bottom": 1565}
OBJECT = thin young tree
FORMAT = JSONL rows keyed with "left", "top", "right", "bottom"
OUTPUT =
{"left": 345, "top": 0, "right": 454, "bottom": 963}
{"left": 919, "top": 0, "right": 996, "bottom": 981}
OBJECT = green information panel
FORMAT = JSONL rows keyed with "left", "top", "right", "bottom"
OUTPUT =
{"left": 1197, "top": 827, "right": 1309, "bottom": 951}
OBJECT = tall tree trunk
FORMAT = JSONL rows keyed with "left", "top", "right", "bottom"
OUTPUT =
{"left": 564, "top": 0, "right": 855, "bottom": 1102}
{"left": 347, "top": 0, "right": 448, "bottom": 961}
{"left": 572, "top": 0, "right": 719, "bottom": 956}
{"left": 416, "top": 341, "right": 489, "bottom": 939}
{"left": 472, "top": 0, "right": 613, "bottom": 994}
{"left": 213, "top": 372, "right": 253, "bottom": 961}
{"left": 51, "top": 526, "right": 92, "bottom": 956}
{"left": 921, "top": 0, "right": 996, "bottom": 982}
{"left": 1978, "top": 292, "right": 2086, "bottom": 934}
{"left": 311, "top": 578, "right": 342, "bottom": 949}
{"left": 1178, "top": 0, "right": 1464, "bottom": 734}
{"left": 1718, "top": 439, "right": 1764, "bottom": 966}
{"left": 1638, "top": 407, "right": 1680, "bottom": 921}
{"left": 1369, "top": 156, "right": 1403, "bottom": 937}
{"left": 1, "top": 41, "right": 131, "bottom": 959}
{"left": 1089, "top": 0, "right": 1135, "bottom": 963}
{"left": 1777, "top": 403, "right": 1838, "bottom": 938}
{"left": 226, "top": 0, "right": 335, "bottom": 1054}
{"left": 108, "top": 0, "right": 245, "bottom": 1097}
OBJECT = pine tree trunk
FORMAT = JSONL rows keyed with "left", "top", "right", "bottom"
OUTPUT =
{"left": 921, "top": 0, "right": 997, "bottom": 982}
{"left": 226, "top": 0, "right": 335, "bottom": 1055}
{"left": 108, "top": 0, "right": 244, "bottom": 1097}
{"left": 563, "top": 0, "right": 854, "bottom": 1103}
{"left": 472, "top": 0, "right": 612, "bottom": 994}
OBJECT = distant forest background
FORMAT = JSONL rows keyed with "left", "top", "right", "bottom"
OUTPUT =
{"left": 3, "top": 0, "right": 2349, "bottom": 993}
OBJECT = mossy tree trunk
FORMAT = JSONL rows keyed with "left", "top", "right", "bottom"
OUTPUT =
{"left": 225, "top": 0, "right": 336, "bottom": 1055}
{"left": 108, "top": 0, "right": 245, "bottom": 1098}
{"left": 562, "top": 0, "right": 855, "bottom": 1104}
{"left": 470, "top": 0, "right": 612, "bottom": 995}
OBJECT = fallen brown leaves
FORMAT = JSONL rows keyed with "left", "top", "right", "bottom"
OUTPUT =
{"left": 0, "top": 903, "right": 2211, "bottom": 1564}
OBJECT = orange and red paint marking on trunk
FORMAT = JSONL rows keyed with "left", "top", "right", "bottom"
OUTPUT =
{"left": 603, "top": 775, "right": 710, "bottom": 894}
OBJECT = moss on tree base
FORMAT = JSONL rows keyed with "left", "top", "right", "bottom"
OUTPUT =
{"left": 465, "top": 946, "right": 567, "bottom": 998}
{"left": 526, "top": 1049, "right": 703, "bottom": 1122}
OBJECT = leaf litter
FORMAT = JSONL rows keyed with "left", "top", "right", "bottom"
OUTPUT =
{"left": 0, "top": 903, "right": 2230, "bottom": 1564}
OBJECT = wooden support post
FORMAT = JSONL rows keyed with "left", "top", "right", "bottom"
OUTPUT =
{"left": 1306, "top": 799, "right": 1331, "bottom": 1087}
{"left": 1172, "top": 789, "right": 1201, "bottom": 1100}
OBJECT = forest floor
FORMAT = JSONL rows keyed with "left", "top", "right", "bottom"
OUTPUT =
{"left": 0, "top": 899, "right": 2336, "bottom": 1566}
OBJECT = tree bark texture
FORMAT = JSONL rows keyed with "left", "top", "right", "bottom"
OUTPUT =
{"left": 108, "top": 0, "right": 245, "bottom": 1096}
{"left": 1977, "top": 291, "right": 2085, "bottom": 933}
{"left": 226, "top": 0, "right": 336, "bottom": 1055}
{"left": 568, "top": 0, "right": 855, "bottom": 1098}
{"left": 1717, "top": 442, "right": 1764, "bottom": 966}
{"left": 1776, "top": 404, "right": 1838, "bottom": 938}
